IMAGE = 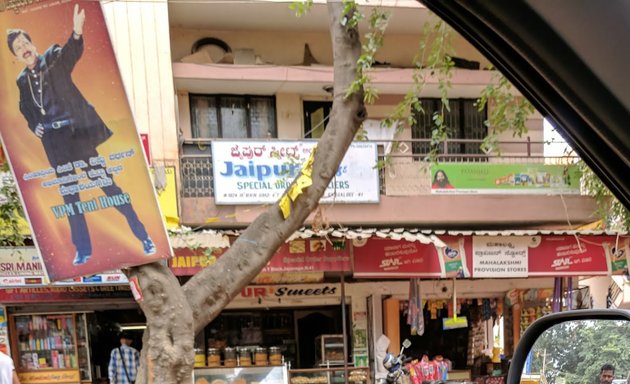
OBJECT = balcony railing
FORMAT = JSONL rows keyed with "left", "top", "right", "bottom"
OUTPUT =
{"left": 180, "top": 138, "right": 578, "bottom": 198}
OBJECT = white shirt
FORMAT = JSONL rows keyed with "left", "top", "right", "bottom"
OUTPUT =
{"left": 375, "top": 334, "right": 391, "bottom": 381}
{"left": 0, "top": 351, "right": 15, "bottom": 384}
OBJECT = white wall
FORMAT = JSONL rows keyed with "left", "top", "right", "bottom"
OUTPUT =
{"left": 581, "top": 276, "right": 630, "bottom": 309}
{"left": 102, "top": 0, "right": 179, "bottom": 166}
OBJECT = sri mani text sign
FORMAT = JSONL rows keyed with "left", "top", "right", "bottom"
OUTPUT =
{"left": 211, "top": 141, "right": 380, "bottom": 204}
{"left": 0, "top": 0, "right": 171, "bottom": 281}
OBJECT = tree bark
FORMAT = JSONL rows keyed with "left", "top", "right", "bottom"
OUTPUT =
{"left": 127, "top": 263, "right": 195, "bottom": 384}
{"left": 128, "top": 2, "right": 366, "bottom": 383}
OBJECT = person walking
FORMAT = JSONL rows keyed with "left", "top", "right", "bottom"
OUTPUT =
{"left": 599, "top": 364, "right": 615, "bottom": 384}
{"left": 108, "top": 332, "right": 139, "bottom": 384}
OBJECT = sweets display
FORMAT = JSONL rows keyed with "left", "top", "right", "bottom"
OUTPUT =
{"left": 198, "top": 345, "right": 285, "bottom": 367}
{"left": 254, "top": 347, "right": 268, "bottom": 366}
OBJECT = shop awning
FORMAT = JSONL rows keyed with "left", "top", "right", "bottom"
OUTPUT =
{"left": 169, "top": 227, "right": 627, "bottom": 248}
{"left": 167, "top": 227, "right": 628, "bottom": 279}
{"left": 169, "top": 227, "right": 451, "bottom": 248}
{"left": 352, "top": 230, "right": 628, "bottom": 279}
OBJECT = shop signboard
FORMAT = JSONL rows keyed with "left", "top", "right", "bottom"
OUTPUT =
{"left": 211, "top": 141, "right": 379, "bottom": 204}
{"left": 527, "top": 236, "right": 614, "bottom": 276}
{"left": 472, "top": 236, "right": 530, "bottom": 278}
{"left": 266, "top": 238, "right": 351, "bottom": 273}
{"left": 0, "top": 247, "right": 44, "bottom": 278}
{"left": 0, "top": 247, "right": 128, "bottom": 286}
{"left": 0, "top": 285, "right": 133, "bottom": 304}
{"left": 473, "top": 235, "right": 624, "bottom": 277}
{"left": 18, "top": 369, "right": 80, "bottom": 384}
{"left": 430, "top": 163, "right": 581, "bottom": 194}
{"left": 355, "top": 235, "right": 622, "bottom": 278}
{"left": 170, "top": 238, "right": 351, "bottom": 276}
{"left": 252, "top": 272, "right": 324, "bottom": 284}
{"left": 0, "top": 0, "right": 172, "bottom": 282}
{"left": 227, "top": 283, "right": 341, "bottom": 308}
{"left": 352, "top": 237, "right": 472, "bottom": 278}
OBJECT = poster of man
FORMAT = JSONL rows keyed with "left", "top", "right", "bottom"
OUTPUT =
{"left": 0, "top": 0, "right": 172, "bottom": 281}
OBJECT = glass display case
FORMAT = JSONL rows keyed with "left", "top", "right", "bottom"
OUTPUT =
{"left": 289, "top": 367, "right": 370, "bottom": 384}
{"left": 11, "top": 312, "right": 92, "bottom": 384}
{"left": 194, "top": 365, "right": 288, "bottom": 384}
{"left": 314, "top": 335, "right": 345, "bottom": 366}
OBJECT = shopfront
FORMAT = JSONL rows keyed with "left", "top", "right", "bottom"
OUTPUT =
{"left": 0, "top": 231, "right": 626, "bottom": 384}
{"left": 347, "top": 231, "right": 628, "bottom": 384}
{"left": 0, "top": 286, "right": 140, "bottom": 384}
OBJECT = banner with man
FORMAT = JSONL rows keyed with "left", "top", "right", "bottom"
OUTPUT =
{"left": 0, "top": 0, "right": 172, "bottom": 281}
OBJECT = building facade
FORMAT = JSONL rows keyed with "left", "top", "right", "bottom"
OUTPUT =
{"left": 1, "top": 1, "right": 628, "bottom": 384}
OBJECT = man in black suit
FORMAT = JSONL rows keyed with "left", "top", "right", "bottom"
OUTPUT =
{"left": 8, "top": 4, "right": 155, "bottom": 265}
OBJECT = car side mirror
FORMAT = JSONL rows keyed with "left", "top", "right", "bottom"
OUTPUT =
{"left": 508, "top": 309, "right": 630, "bottom": 384}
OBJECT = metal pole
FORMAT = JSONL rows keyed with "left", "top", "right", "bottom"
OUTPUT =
{"left": 341, "top": 272, "right": 349, "bottom": 384}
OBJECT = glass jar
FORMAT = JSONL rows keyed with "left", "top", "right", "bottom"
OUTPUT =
{"left": 238, "top": 347, "right": 252, "bottom": 366}
{"left": 224, "top": 347, "right": 237, "bottom": 367}
{"left": 194, "top": 348, "right": 205, "bottom": 367}
{"left": 207, "top": 348, "right": 221, "bottom": 367}
{"left": 254, "top": 347, "right": 268, "bottom": 366}
{"left": 269, "top": 346, "right": 282, "bottom": 366}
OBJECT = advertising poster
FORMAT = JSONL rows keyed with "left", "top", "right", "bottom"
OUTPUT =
{"left": 0, "top": 0, "right": 172, "bottom": 281}
{"left": 602, "top": 238, "right": 629, "bottom": 275}
{"left": 430, "top": 163, "right": 581, "bottom": 194}
{"left": 212, "top": 141, "right": 380, "bottom": 204}
{"left": 352, "top": 237, "right": 472, "bottom": 278}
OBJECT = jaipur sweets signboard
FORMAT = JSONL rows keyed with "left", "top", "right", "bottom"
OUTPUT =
{"left": 211, "top": 141, "right": 380, "bottom": 204}
{"left": 0, "top": 0, "right": 172, "bottom": 281}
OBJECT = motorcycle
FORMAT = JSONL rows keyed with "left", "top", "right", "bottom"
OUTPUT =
{"left": 382, "top": 339, "right": 412, "bottom": 384}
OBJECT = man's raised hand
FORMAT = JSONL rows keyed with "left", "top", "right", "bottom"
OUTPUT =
{"left": 73, "top": 4, "right": 85, "bottom": 36}
{"left": 35, "top": 124, "right": 44, "bottom": 138}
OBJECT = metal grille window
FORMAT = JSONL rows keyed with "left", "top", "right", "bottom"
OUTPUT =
{"left": 412, "top": 98, "right": 487, "bottom": 155}
{"left": 190, "top": 95, "right": 277, "bottom": 138}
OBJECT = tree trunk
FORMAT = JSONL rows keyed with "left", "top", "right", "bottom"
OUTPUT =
{"left": 128, "top": 2, "right": 366, "bottom": 383}
{"left": 127, "top": 263, "right": 195, "bottom": 384}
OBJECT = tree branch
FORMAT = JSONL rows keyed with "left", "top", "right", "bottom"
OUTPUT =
{"left": 183, "top": 0, "right": 366, "bottom": 334}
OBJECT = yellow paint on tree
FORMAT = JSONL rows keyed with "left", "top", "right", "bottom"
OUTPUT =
{"left": 279, "top": 147, "right": 317, "bottom": 219}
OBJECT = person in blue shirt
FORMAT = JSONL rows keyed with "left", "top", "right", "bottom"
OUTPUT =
{"left": 108, "top": 332, "right": 139, "bottom": 384}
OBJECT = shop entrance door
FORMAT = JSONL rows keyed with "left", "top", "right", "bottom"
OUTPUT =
{"left": 92, "top": 309, "right": 146, "bottom": 383}
{"left": 295, "top": 307, "right": 339, "bottom": 368}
